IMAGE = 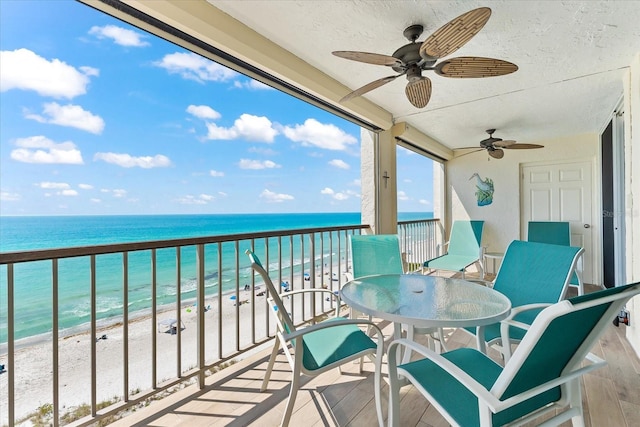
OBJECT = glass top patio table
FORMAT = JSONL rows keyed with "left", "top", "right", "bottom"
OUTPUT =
{"left": 340, "top": 274, "right": 511, "bottom": 329}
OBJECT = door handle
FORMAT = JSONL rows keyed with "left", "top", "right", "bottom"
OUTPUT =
{"left": 584, "top": 224, "right": 590, "bottom": 228}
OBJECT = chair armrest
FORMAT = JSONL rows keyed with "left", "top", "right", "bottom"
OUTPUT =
{"left": 283, "top": 318, "right": 384, "bottom": 345}
{"left": 436, "top": 241, "right": 450, "bottom": 256}
{"left": 464, "top": 278, "right": 494, "bottom": 287}
{"left": 387, "top": 339, "right": 501, "bottom": 410}
{"left": 503, "top": 303, "right": 553, "bottom": 325}
{"left": 279, "top": 288, "right": 340, "bottom": 299}
{"left": 499, "top": 303, "right": 553, "bottom": 361}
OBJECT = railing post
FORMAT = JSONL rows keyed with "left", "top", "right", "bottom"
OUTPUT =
{"left": 52, "top": 259, "right": 59, "bottom": 427}
{"left": 90, "top": 255, "right": 97, "bottom": 417}
{"left": 197, "top": 243, "right": 206, "bottom": 388}
{"left": 309, "top": 233, "right": 316, "bottom": 320}
{"left": 123, "top": 252, "right": 130, "bottom": 400}
{"left": 151, "top": 249, "right": 157, "bottom": 388}
{"left": 175, "top": 248, "right": 181, "bottom": 378}
{"left": 7, "top": 264, "right": 15, "bottom": 426}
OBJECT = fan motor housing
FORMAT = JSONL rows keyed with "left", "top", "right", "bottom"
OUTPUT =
{"left": 480, "top": 137, "right": 500, "bottom": 148}
{"left": 391, "top": 43, "right": 437, "bottom": 73}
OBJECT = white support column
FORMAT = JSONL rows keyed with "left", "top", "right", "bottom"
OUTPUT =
{"left": 361, "top": 128, "right": 398, "bottom": 234}
{"left": 624, "top": 53, "right": 640, "bottom": 355}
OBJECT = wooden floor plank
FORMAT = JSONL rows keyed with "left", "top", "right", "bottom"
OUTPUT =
{"left": 109, "top": 306, "right": 640, "bottom": 427}
{"left": 620, "top": 400, "right": 640, "bottom": 427}
{"left": 583, "top": 373, "right": 627, "bottom": 427}
{"left": 600, "top": 325, "right": 640, "bottom": 405}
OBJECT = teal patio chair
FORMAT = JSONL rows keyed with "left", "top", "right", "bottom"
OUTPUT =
{"left": 423, "top": 220, "right": 484, "bottom": 279}
{"left": 464, "top": 240, "right": 583, "bottom": 359}
{"left": 386, "top": 282, "right": 640, "bottom": 427}
{"left": 527, "top": 221, "right": 585, "bottom": 295}
{"left": 350, "top": 234, "right": 405, "bottom": 279}
{"left": 245, "top": 250, "right": 384, "bottom": 427}
{"left": 349, "top": 234, "right": 446, "bottom": 352}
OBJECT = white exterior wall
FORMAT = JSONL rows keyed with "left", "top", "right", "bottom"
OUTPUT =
{"left": 446, "top": 133, "right": 600, "bottom": 271}
{"left": 360, "top": 128, "right": 398, "bottom": 234}
{"left": 624, "top": 54, "right": 640, "bottom": 355}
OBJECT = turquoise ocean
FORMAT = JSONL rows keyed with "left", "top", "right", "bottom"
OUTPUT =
{"left": 0, "top": 212, "right": 431, "bottom": 344}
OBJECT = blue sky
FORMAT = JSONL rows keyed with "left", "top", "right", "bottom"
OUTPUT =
{"left": 0, "top": 1, "right": 433, "bottom": 216}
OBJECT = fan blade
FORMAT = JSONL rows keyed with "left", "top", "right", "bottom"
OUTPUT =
{"left": 340, "top": 74, "right": 401, "bottom": 103}
{"left": 489, "top": 148, "right": 504, "bottom": 159}
{"left": 405, "top": 77, "right": 432, "bottom": 108}
{"left": 493, "top": 139, "right": 516, "bottom": 148}
{"left": 332, "top": 51, "right": 403, "bottom": 67}
{"left": 453, "top": 148, "right": 484, "bottom": 158}
{"left": 434, "top": 57, "right": 518, "bottom": 78}
{"left": 503, "top": 143, "right": 544, "bottom": 149}
{"left": 419, "top": 7, "right": 491, "bottom": 59}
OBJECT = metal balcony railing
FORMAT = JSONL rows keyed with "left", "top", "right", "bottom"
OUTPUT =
{"left": 0, "top": 218, "right": 439, "bottom": 426}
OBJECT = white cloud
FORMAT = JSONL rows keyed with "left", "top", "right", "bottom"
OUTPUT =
{"left": 25, "top": 102, "right": 105, "bottom": 134}
{"left": 101, "top": 188, "right": 128, "bottom": 198}
{"left": 79, "top": 66, "right": 99, "bottom": 77}
{"left": 36, "top": 182, "right": 70, "bottom": 190}
{"left": 419, "top": 199, "right": 431, "bottom": 206}
{"left": 320, "top": 187, "right": 334, "bottom": 195}
{"left": 248, "top": 146, "right": 277, "bottom": 156}
{"left": 177, "top": 194, "right": 214, "bottom": 205}
{"left": 206, "top": 114, "right": 278, "bottom": 142}
{"left": 320, "top": 186, "right": 352, "bottom": 201}
{"left": 404, "top": 178, "right": 412, "bottom": 183}
{"left": 78, "top": 184, "right": 93, "bottom": 190}
{"left": 209, "top": 169, "right": 224, "bottom": 177}
{"left": 60, "top": 189, "right": 78, "bottom": 196}
{"left": 1, "top": 192, "right": 21, "bottom": 201}
{"left": 154, "top": 52, "right": 237, "bottom": 83}
{"left": 94, "top": 152, "right": 171, "bottom": 168}
{"left": 218, "top": 191, "right": 228, "bottom": 197}
{"left": 321, "top": 186, "right": 359, "bottom": 201}
{"left": 0, "top": 48, "right": 95, "bottom": 99}
{"left": 238, "top": 159, "right": 281, "bottom": 170}
{"left": 398, "top": 191, "right": 409, "bottom": 201}
{"left": 11, "top": 136, "right": 83, "bottom": 164}
{"left": 329, "top": 159, "right": 349, "bottom": 169}
{"left": 260, "top": 189, "right": 293, "bottom": 203}
{"left": 282, "top": 118, "right": 357, "bottom": 151}
{"left": 233, "top": 80, "right": 273, "bottom": 90}
{"left": 91, "top": 198, "right": 102, "bottom": 203}
{"left": 89, "top": 25, "right": 150, "bottom": 47}
{"left": 187, "top": 104, "right": 221, "bottom": 120}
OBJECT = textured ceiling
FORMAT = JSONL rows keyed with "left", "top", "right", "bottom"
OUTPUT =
{"left": 210, "top": 1, "right": 640, "bottom": 150}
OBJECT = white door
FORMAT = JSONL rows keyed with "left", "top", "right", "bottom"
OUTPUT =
{"left": 521, "top": 161, "right": 594, "bottom": 283}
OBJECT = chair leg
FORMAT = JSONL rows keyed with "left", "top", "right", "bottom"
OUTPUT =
{"left": 475, "top": 326, "right": 487, "bottom": 354}
{"left": 261, "top": 336, "right": 281, "bottom": 391}
{"left": 373, "top": 350, "right": 384, "bottom": 427}
{"left": 568, "top": 378, "right": 585, "bottom": 427}
{"left": 401, "top": 326, "right": 415, "bottom": 364}
{"left": 387, "top": 352, "right": 401, "bottom": 427}
{"left": 434, "top": 327, "right": 447, "bottom": 353}
{"left": 281, "top": 352, "right": 303, "bottom": 427}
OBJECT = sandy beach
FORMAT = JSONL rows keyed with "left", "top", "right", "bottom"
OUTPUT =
{"left": 0, "top": 268, "right": 349, "bottom": 424}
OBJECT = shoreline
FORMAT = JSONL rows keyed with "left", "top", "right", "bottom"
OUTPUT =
{"left": 0, "top": 268, "right": 349, "bottom": 424}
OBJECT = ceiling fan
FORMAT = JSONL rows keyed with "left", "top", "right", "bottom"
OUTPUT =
{"left": 456, "top": 129, "right": 544, "bottom": 159}
{"left": 332, "top": 7, "right": 518, "bottom": 108}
